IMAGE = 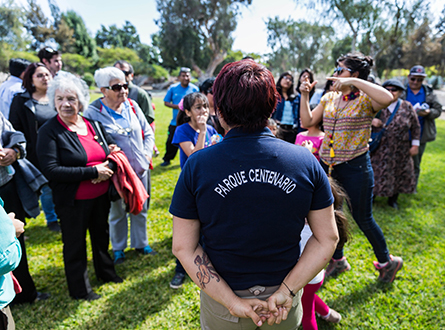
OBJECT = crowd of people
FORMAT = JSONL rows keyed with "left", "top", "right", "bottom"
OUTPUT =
{"left": 0, "top": 46, "right": 442, "bottom": 330}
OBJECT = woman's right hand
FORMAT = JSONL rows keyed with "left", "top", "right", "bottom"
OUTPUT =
{"left": 93, "top": 161, "right": 113, "bottom": 183}
{"left": 300, "top": 78, "right": 317, "bottom": 96}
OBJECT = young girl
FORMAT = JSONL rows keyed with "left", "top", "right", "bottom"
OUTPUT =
{"left": 172, "top": 92, "right": 218, "bottom": 169}
{"left": 300, "top": 177, "right": 350, "bottom": 329}
{"left": 295, "top": 119, "right": 324, "bottom": 160}
{"left": 169, "top": 92, "right": 219, "bottom": 289}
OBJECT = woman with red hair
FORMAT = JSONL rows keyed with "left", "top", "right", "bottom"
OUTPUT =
{"left": 170, "top": 60, "right": 338, "bottom": 329}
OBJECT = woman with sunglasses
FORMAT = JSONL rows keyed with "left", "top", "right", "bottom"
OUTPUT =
{"left": 84, "top": 67, "right": 156, "bottom": 265}
{"left": 37, "top": 73, "right": 122, "bottom": 300}
{"left": 300, "top": 52, "right": 404, "bottom": 283}
{"left": 272, "top": 72, "right": 301, "bottom": 143}
{"left": 371, "top": 79, "right": 420, "bottom": 209}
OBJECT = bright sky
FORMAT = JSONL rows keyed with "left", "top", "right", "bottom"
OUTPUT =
{"left": 15, "top": 0, "right": 308, "bottom": 55}
{"left": 14, "top": 0, "right": 444, "bottom": 55}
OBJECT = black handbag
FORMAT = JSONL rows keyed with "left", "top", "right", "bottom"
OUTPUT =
{"left": 369, "top": 100, "right": 400, "bottom": 153}
{"left": 93, "top": 121, "right": 121, "bottom": 202}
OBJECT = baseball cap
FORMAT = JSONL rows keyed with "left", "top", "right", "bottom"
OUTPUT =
{"left": 382, "top": 79, "right": 405, "bottom": 91}
{"left": 409, "top": 65, "right": 427, "bottom": 77}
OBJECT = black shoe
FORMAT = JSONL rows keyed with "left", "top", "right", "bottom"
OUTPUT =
{"left": 160, "top": 160, "right": 170, "bottom": 167}
{"left": 101, "top": 276, "right": 123, "bottom": 284}
{"left": 75, "top": 291, "right": 102, "bottom": 301}
{"left": 47, "top": 222, "right": 61, "bottom": 232}
{"left": 33, "top": 292, "right": 50, "bottom": 303}
{"left": 388, "top": 194, "right": 399, "bottom": 209}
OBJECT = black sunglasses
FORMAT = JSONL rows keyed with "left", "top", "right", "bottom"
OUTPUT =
{"left": 409, "top": 77, "right": 424, "bottom": 83}
{"left": 106, "top": 83, "right": 129, "bottom": 92}
{"left": 122, "top": 70, "right": 131, "bottom": 76}
{"left": 385, "top": 87, "right": 399, "bottom": 92}
{"left": 333, "top": 66, "right": 352, "bottom": 74}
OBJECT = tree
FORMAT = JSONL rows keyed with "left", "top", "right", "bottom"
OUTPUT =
{"left": 400, "top": 19, "right": 442, "bottom": 69}
{"left": 295, "top": 0, "right": 381, "bottom": 51}
{"left": 23, "top": 0, "right": 55, "bottom": 49}
{"left": 0, "top": 0, "right": 27, "bottom": 49}
{"left": 156, "top": 0, "right": 251, "bottom": 78}
{"left": 95, "top": 21, "right": 141, "bottom": 50}
{"left": 265, "top": 17, "right": 334, "bottom": 74}
{"left": 23, "top": 0, "right": 76, "bottom": 52}
{"left": 63, "top": 10, "right": 98, "bottom": 61}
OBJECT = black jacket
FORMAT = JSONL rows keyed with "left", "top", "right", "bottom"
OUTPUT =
{"left": 36, "top": 115, "right": 115, "bottom": 206}
{"left": 9, "top": 91, "right": 57, "bottom": 170}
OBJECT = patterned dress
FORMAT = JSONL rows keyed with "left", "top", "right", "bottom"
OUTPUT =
{"left": 371, "top": 100, "right": 421, "bottom": 196}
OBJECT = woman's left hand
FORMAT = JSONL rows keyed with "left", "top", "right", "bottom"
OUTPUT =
{"left": 108, "top": 144, "right": 120, "bottom": 153}
{"left": 410, "top": 145, "right": 419, "bottom": 157}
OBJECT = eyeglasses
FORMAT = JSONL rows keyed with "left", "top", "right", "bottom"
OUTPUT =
{"left": 33, "top": 73, "right": 51, "bottom": 79}
{"left": 385, "top": 87, "right": 399, "bottom": 92}
{"left": 283, "top": 76, "right": 293, "bottom": 82}
{"left": 122, "top": 70, "right": 131, "bottom": 76}
{"left": 333, "top": 66, "right": 353, "bottom": 74}
{"left": 409, "top": 77, "right": 424, "bottom": 83}
{"left": 106, "top": 83, "right": 129, "bottom": 92}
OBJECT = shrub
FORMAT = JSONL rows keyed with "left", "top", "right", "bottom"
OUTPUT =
{"left": 62, "top": 53, "right": 93, "bottom": 75}
{"left": 82, "top": 72, "right": 95, "bottom": 87}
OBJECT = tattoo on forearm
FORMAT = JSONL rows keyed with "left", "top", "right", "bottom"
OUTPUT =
{"left": 194, "top": 253, "right": 220, "bottom": 289}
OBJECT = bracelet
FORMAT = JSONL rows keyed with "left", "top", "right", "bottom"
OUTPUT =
{"left": 282, "top": 282, "right": 295, "bottom": 297}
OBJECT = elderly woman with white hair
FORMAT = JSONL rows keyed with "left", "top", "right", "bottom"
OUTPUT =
{"left": 83, "top": 67, "right": 156, "bottom": 265}
{"left": 37, "top": 72, "right": 122, "bottom": 301}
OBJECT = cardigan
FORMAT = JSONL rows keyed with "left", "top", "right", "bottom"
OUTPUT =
{"left": 9, "top": 91, "right": 57, "bottom": 170}
{"left": 36, "top": 115, "right": 115, "bottom": 207}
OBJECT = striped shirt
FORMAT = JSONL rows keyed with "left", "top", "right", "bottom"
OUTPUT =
{"left": 320, "top": 91, "right": 378, "bottom": 166}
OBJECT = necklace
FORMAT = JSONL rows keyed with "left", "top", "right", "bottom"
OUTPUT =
{"left": 327, "top": 92, "right": 354, "bottom": 176}
{"left": 342, "top": 89, "right": 360, "bottom": 101}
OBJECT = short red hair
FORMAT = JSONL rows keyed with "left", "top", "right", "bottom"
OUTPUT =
{"left": 213, "top": 60, "right": 279, "bottom": 131}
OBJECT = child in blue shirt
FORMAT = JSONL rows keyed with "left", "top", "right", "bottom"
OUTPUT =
{"left": 172, "top": 93, "right": 219, "bottom": 169}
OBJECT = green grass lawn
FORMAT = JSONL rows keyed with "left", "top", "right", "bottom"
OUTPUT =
{"left": 11, "top": 97, "right": 445, "bottom": 329}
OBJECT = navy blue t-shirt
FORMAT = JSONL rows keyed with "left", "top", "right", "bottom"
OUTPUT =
{"left": 172, "top": 123, "right": 217, "bottom": 169}
{"left": 169, "top": 127, "right": 334, "bottom": 290}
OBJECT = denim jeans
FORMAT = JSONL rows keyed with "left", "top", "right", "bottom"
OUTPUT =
{"left": 321, "top": 152, "right": 390, "bottom": 263}
{"left": 40, "top": 184, "right": 58, "bottom": 224}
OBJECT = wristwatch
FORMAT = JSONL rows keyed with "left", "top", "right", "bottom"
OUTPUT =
{"left": 12, "top": 147, "right": 21, "bottom": 159}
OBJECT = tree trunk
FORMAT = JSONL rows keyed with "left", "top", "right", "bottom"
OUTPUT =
{"left": 203, "top": 51, "right": 226, "bottom": 79}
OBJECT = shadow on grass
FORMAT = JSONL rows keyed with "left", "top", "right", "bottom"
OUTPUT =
{"left": 151, "top": 164, "right": 181, "bottom": 177}
{"left": 13, "top": 237, "right": 178, "bottom": 329}
{"left": 23, "top": 224, "right": 63, "bottom": 247}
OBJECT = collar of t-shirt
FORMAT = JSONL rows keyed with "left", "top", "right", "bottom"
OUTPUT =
{"left": 406, "top": 86, "right": 425, "bottom": 106}
{"left": 224, "top": 127, "right": 274, "bottom": 140}
{"left": 100, "top": 99, "right": 131, "bottom": 127}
